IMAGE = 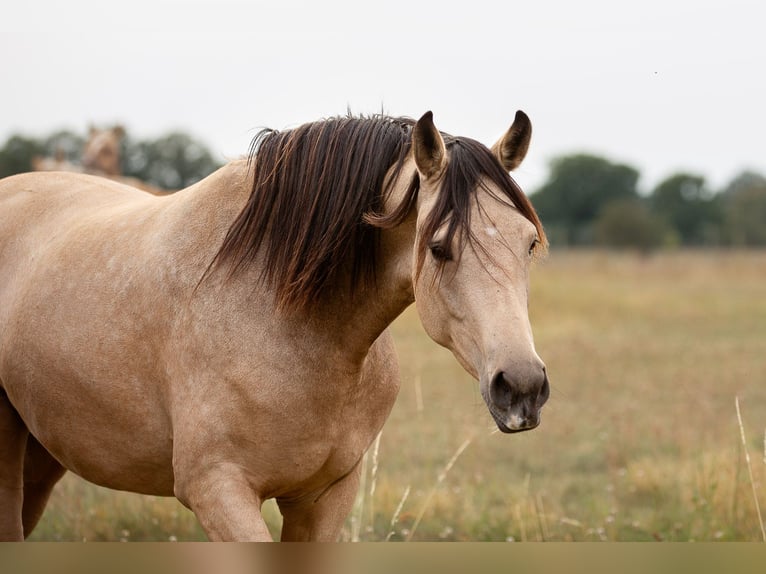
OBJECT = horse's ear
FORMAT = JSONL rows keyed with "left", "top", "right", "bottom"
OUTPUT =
{"left": 112, "top": 125, "right": 126, "bottom": 139}
{"left": 491, "top": 110, "right": 532, "bottom": 172}
{"left": 413, "top": 111, "right": 447, "bottom": 180}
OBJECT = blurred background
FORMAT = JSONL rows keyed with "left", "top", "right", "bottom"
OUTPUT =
{"left": 3, "top": 0, "right": 765, "bottom": 249}
{"left": 3, "top": 0, "right": 765, "bottom": 541}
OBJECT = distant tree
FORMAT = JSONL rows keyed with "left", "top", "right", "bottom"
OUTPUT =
{"left": 0, "top": 135, "right": 43, "bottom": 178}
{"left": 122, "top": 132, "right": 221, "bottom": 190}
{"left": 719, "top": 171, "right": 766, "bottom": 246}
{"left": 531, "top": 154, "right": 640, "bottom": 245}
{"left": 722, "top": 170, "right": 766, "bottom": 196}
{"left": 594, "top": 198, "right": 672, "bottom": 251}
{"left": 648, "top": 173, "right": 721, "bottom": 245}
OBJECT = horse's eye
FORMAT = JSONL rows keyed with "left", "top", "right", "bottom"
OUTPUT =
{"left": 429, "top": 242, "right": 453, "bottom": 262}
{"left": 528, "top": 238, "right": 540, "bottom": 256}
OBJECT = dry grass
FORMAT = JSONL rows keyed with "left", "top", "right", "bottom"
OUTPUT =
{"left": 27, "top": 250, "right": 766, "bottom": 541}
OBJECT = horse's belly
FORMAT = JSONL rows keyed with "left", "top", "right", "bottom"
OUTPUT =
{"left": 2, "top": 359, "right": 176, "bottom": 496}
{"left": 30, "top": 410, "right": 176, "bottom": 496}
{"left": 47, "top": 433, "right": 176, "bottom": 496}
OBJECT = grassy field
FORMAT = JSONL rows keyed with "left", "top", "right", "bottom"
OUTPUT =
{"left": 28, "top": 250, "right": 766, "bottom": 541}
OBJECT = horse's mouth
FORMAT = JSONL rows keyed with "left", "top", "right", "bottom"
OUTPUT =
{"left": 490, "top": 409, "right": 541, "bottom": 434}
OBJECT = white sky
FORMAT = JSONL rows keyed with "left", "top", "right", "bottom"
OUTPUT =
{"left": 2, "top": 0, "right": 764, "bottom": 193}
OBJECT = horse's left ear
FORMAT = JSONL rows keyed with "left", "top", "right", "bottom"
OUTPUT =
{"left": 413, "top": 111, "right": 447, "bottom": 180}
{"left": 491, "top": 110, "right": 532, "bottom": 172}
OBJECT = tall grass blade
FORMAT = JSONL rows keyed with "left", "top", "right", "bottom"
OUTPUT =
{"left": 735, "top": 396, "right": 766, "bottom": 542}
{"left": 406, "top": 436, "right": 472, "bottom": 541}
{"left": 367, "top": 431, "right": 382, "bottom": 535}
{"left": 385, "top": 485, "right": 411, "bottom": 541}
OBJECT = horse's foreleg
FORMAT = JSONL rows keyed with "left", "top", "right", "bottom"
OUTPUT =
{"left": 22, "top": 435, "right": 66, "bottom": 538}
{"left": 174, "top": 462, "right": 273, "bottom": 541}
{"left": 277, "top": 461, "right": 362, "bottom": 541}
{"left": 0, "top": 389, "right": 28, "bottom": 541}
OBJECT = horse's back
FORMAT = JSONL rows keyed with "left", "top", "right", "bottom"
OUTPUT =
{"left": 0, "top": 171, "right": 155, "bottom": 226}
{"left": 0, "top": 171, "right": 156, "bottom": 327}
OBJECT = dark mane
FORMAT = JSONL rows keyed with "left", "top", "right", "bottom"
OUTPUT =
{"left": 212, "top": 115, "right": 415, "bottom": 311}
{"left": 211, "top": 114, "right": 546, "bottom": 313}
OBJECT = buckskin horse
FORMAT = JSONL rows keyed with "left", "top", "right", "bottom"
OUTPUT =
{"left": 0, "top": 111, "right": 548, "bottom": 541}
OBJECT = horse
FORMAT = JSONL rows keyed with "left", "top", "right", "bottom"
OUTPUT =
{"left": 0, "top": 110, "right": 549, "bottom": 541}
{"left": 81, "top": 124, "right": 125, "bottom": 177}
{"left": 31, "top": 125, "right": 124, "bottom": 177}
{"left": 81, "top": 125, "right": 171, "bottom": 195}
{"left": 32, "top": 124, "right": 169, "bottom": 195}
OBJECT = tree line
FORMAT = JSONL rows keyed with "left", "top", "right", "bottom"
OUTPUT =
{"left": 0, "top": 127, "right": 221, "bottom": 191}
{"left": 531, "top": 154, "right": 766, "bottom": 249}
{"left": 1, "top": 129, "right": 764, "bottom": 249}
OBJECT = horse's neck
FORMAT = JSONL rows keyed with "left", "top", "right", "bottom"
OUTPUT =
{"left": 257, "top": 220, "right": 416, "bottom": 365}
{"left": 326, "top": 233, "right": 415, "bottom": 360}
{"left": 175, "top": 159, "right": 253, "bottom": 243}
{"left": 317, "top": 190, "right": 418, "bottom": 359}
{"left": 181, "top": 160, "right": 415, "bottom": 365}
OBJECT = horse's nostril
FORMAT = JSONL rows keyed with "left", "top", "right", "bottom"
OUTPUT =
{"left": 489, "top": 371, "right": 512, "bottom": 408}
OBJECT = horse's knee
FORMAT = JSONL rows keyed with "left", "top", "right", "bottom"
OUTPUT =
{"left": 173, "top": 462, "right": 272, "bottom": 541}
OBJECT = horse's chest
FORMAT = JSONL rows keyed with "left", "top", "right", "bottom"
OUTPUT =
{"left": 260, "top": 363, "right": 399, "bottom": 498}
{"left": 267, "top": 424, "right": 373, "bottom": 501}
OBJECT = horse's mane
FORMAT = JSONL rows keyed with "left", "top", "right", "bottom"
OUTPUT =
{"left": 211, "top": 114, "right": 546, "bottom": 313}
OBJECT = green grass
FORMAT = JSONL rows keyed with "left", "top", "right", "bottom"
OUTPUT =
{"left": 27, "top": 250, "right": 766, "bottom": 541}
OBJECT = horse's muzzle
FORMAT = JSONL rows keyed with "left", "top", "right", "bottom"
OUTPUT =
{"left": 486, "top": 367, "right": 549, "bottom": 433}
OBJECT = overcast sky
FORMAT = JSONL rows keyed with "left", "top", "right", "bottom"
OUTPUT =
{"left": 3, "top": 0, "right": 764, "bottom": 193}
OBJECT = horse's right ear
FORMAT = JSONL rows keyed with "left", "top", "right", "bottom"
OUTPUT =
{"left": 413, "top": 111, "right": 447, "bottom": 180}
{"left": 491, "top": 110, "right": 532, "bottom": 172}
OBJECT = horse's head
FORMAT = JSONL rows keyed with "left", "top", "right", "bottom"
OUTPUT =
{"left": 409, "top": 111, "right": 548, "bottom": 433}
{"left": 82, "top": 125, "right": 125, "bottom": 177}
